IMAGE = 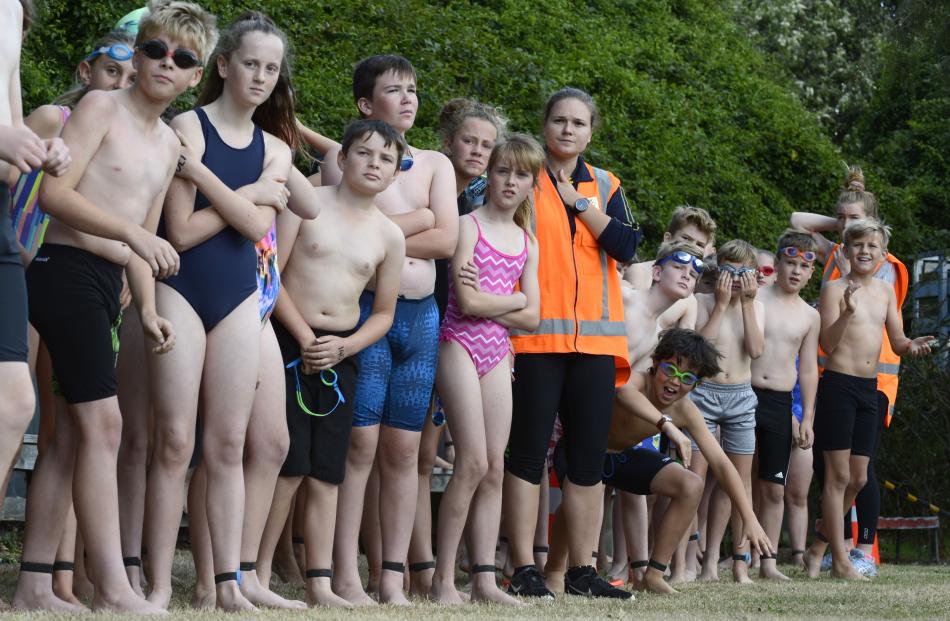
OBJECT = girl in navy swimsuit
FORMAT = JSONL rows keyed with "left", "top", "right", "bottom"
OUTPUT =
{"left": 144, "top": 12, "right": 309, "bottom": 611}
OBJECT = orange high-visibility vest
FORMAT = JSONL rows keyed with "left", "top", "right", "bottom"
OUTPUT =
{"left": 817, "top": 244, "right": 909, "bottom": 426}
{"left": 510, "top": 163, "right": 630, "bottom": 387}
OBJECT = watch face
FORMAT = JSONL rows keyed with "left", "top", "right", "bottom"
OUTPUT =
{"left": 574, "top": 198, "right": 590, "bottom": 212}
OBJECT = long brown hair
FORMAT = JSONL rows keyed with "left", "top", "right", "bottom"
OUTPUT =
{"left": 197, "top": 11, "right": 302, "bottom": 153}
{"left": 486, "top": 133, "right": 545, "bottom": 238}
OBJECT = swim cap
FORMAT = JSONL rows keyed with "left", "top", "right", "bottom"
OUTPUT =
{"left": 116, "top": 7, "right": 149, "bottom": 35}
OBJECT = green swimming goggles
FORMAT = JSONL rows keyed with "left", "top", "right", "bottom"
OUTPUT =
{"left": 286, "top": 358, "right": 344, "bottom": 417}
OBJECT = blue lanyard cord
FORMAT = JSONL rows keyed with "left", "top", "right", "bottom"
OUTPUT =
{"left": 286, "top": 358, "right": 344, "bottom": 417}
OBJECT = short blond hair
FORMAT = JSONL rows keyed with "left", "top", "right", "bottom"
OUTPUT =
{"left": 667, "top": 205, "right": 717, "bottom": 242}
{"left": 844, "top": 218, "right": 891, "bottom": 250}
{"left": 137, "top": 1, "right": 218, "bottom": 64}
{"left": 717, "top": 239, "right": 757, "bottom": 267}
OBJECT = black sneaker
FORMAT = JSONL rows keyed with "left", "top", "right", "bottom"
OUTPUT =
{"left": 565, "top": 565, "right": 634, "bottom": 600}
{"left": 507, "top": 565, "right": 555, "bottom": 599}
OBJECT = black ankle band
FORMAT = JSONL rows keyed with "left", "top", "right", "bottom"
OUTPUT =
{"left": 20, "top": 561, "right": 54, "bottom": 574}
{"left": 292, "top": 536, "right": 305, "bottom": 545}
{"left": 408, "top": 561, "right": 435, "bottom": 572}
{"left": 472, "top": 564, "right": 496, "bottom": 573}
{"left": 688, "top": 532, "right": 700, "bottom": 542}
{"left": 239, "top": 562, "right": 256, "bottom": 572}
{"left": 214, "top": 571, "right": 238, "bottom": 584}
{"left": 591, "top": 551, "right": 599, "bottom": 559}
{"left": 123, "top": 556, "right": 142, "bottom": 567}
{"left": 306, "top": 568, "right": 332, "bottom": 579}
{"left": 499, "top": 535, "right": 508, "bottom": 543}
{"left": 381, "top": 561, "right": 405, "bottom": 573}
{"left": 52, "top": 561, "right": 75, "bottom": 572}
{"left": 533, "top": 545, "right": 550, "bottom": 553}
{"left": 791, "top": 549, "right": 805, "bottom": 556}
{"left": 814, "top": 531, "right": 828, "bottom": 543}
{"left": 732, "top": 554, "right": 749, "bottom": 563}
{"left": 630, "top": 560, "right": 649, "bottom": 569}
{"left": 759, "top": 553, "right": 777, "bottom": 560}
{"left": 648, "top": 559, "right": 668, "bottom": 572}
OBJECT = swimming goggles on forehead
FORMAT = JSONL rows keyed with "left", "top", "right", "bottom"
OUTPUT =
{"left": 657, "top": 362, "right": 700, "bottom": 387}
{"left": 286, "top": 359, "right": 344, "bottom": 417}
{"left": 719, "top": 264, "right": 755, "bottom": 277}
{"left": 655, "top": 250, "right": 705, "bottom": 274}
{"left": 85, "top": 43, "right": 134, "bottom": 63}
{"left": 137, "top": 39, "right": 201, "bottom": 69}
{"left": 779, "top": 247, "right": 817, "bottom": 263}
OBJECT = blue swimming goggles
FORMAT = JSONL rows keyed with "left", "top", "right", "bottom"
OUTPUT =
{"left": 286, "top": 358, "right": 344, "bottom": 417}
{"left": 656, "top": 250, "right": 705, "bottom": 274}
{"left": 400, "top": 148, "right": 413, "bottom": 172}
{"left": 85, "top": 43, "right": 134, "bottom": 63}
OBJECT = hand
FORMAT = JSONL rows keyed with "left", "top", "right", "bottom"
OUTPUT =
{"left": 458, "top": 260, "right": 481, "bottom": 291}
{"left": 173, "top": 128, "right": 202, "bottom": 181}
{"left": 511, "top": 291, "right": 528, "bottom": 310}
{"left": 841, "top": 280, "right": 861, "bottom": 314}
{"left": 554, "top": 168, "right": 584, "bottom": 208}
{"left": 797, "top": 420, "right": 814, "bottom": 449}
{"left": 714, "top": 270, "right": 733, "bottom": 306}
{"left": 664, "top": 423, "right": 692, "bottom": 469}
{"left": 908, "top": 335, "right": 935, "bottom": 357}
{"left": 127, "top": 227, "right": 180, "bottom": 279}
{"left": 249, "top": 176, "right": 290, "bottom": 213}
{"left": 742, "top": 518, "right": 775, "bottom": 558}
{"left": 0, "top": 125, "right": 47, "bottom": 173}
{"left": 740, "top": 271, "right": 757, "bottom": 301}
{"left": 141, "top": 311, "right": 176, "bottom": 354}
{"left": 42, "top": 137, "right": 71, "bottom": 177}
{"left": 304, "top": 334, "right": 349, "bottom": 371}
{"left": 419, "top": 206, "right": 435, "bottom": 230}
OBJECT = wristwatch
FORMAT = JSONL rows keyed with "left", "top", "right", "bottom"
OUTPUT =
{"left": 656, "top": 414, "right": 673, "bottom": 431}
{"left": 573, "top": 198, "right": 590, "bottom": 214}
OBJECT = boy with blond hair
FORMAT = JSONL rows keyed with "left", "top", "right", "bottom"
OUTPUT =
{"left": 12, "top": 2, "right": 217, "bottom": 613}
{"left": 691, "top": 239, "right": 764, "bottom": 584}
{"left": 750, "top": 229, "right": 820, "bottom": 580}
{"left": 806, "top": 219, "right": 933, "bottom": 579}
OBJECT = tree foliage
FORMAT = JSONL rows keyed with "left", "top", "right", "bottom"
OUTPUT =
{"left": 20, "top": 0, "right": 845, "bottom": 257}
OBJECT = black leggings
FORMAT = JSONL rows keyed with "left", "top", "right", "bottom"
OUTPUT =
{"left": 814, "top": 391, "right": 886, "bottom": 545}
{"left": 506, "top": 353, "right": 615, "bottom": 487}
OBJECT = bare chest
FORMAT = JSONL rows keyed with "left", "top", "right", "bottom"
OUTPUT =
{"left": 297, "top": 218, "right": 383, "bottom": 278}
{"left": 375, "top": 168, "right": 431, "bottom": 216}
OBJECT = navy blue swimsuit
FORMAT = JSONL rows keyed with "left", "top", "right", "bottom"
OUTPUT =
{"left": 160, "top": 107, "right": 263, "bottom": 331}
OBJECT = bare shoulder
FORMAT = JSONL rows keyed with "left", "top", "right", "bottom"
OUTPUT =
{"left": 673, "top": 396, "right": 703, "bottom": 430}
{"left": 169, "top": 109, "right": 199, "bottom": 132}
{"left": 262, "top": 131, "right": 292, "bottom": 159}
{"left": 376, "top": 209, "right": 406, "bottom": 245}
{"left": 695, "top": 292, "right": 714, "bottom": 309}
{"left": 25, "top": 104, "right": 67, "bottom": 139}
{"left": 411, "top": 147, "right": 453, "bottom": 175}
{"left": 71, "top": 89, "right": 119, "bottom": 120}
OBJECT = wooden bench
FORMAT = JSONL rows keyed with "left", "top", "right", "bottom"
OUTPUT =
{"left": 877, "top": 516, "right": 941, "bottom": 562}
{"left": 1, "top": 433, "right": 38, "bottom": 522}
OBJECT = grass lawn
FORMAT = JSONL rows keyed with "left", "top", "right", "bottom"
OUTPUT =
{"left": 1, "top": 550, "right": 949, "bottom": 620}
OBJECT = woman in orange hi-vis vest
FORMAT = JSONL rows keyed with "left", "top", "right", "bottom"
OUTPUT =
{"left": 502, "top": 88, "right": 641, "bottom": 599}
{"left": 790, "top": 165, "right": 907, "bottom": 573}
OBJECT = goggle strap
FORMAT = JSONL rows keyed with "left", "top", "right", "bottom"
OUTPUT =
{"left": 286, "top": 358, "right": 343, "bottom": 418}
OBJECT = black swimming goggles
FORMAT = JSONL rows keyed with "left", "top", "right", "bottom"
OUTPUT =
{"left": 286, "top": 358, "right": 344, "bottom": 417}
{"left": 137, "top": 39, "right": 201, "bottom": 69}
{"left": 655, "top": 250, "right": 705, "bottom": 274}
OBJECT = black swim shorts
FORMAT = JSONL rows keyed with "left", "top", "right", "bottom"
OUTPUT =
{"left": 753, "top": 387, "right": 793, "bottom": 486}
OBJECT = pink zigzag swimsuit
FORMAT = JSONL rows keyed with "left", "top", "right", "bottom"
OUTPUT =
{"left": 440, "top": 214, "right": 528, "bottom": 377}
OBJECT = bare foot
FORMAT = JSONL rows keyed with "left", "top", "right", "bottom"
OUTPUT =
{"left": 471, "top": 584, "right": 524, "bottom": 605}
{"left": 52, "top": 574, "right": 84, "bottom": 607}
{"left": 408, "top": 568, "right": 434, "bottom": 597}
{"left": 146, "top": 586, "right": 173, "bottom": 610}
{"left": 804, "top": 545, "right": 826, "bottom": 579}
{"left": 126, "top": 566, "right": 145, "bottom": 598}
{"left": 306, "top": 582, "right": 354, "bottom": 609}
{"left": 242, "top": 572, "right": 306, "bottom": 609}
{"left": 545, "top": 569, "right": 565, "bottom": 594}
{"left": 272, "top": 556, "right": 305, "bottom": 587}
{"left": 638, "top": 571, "right": 680, "bottom": 595}
{"left": 428, "top": 582, "right": 465, "bottom": 605}
{"left": 12, "top": 582, "right": 90, "bottom": 613}
{"left": 333, "top": 580, "right": 377, "bottom": 607}
{"left": 191, "top": 588, "right": 215, "bottom": 609}
{"left": 790, "top": 551, "right": 806, "bottom": 571}
{"left": 831, "top": 560, "right": 868, "bottom": 581}
{"left": 215, "top": 582, "right": 256, "bottom": 612}
{"left": 93, "top": 590, "right": 167, "bottom": 615}
{"left": 732, "top": 560, "right": 754, "bottom": 585}
{"left": 697, "top": 564, "right": 719, "bottom": 582}
{"left": 759, "top": 563, "right": 791, "bottom": 581}
{"left": 379, "top": 582, "right": 412, "bottom": 606}
{"left": 72, "top": 572, "right": 94, "bottom": 602}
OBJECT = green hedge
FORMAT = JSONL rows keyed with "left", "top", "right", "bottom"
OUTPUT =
{"left": 21, "top": 0, "right": 845, "bottom": 255}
